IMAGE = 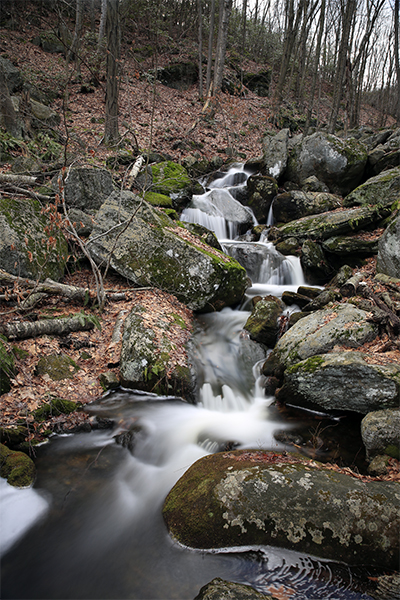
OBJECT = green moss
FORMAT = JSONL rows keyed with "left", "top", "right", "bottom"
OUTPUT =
{"left": 288, "top": 355, "right": 325, "bottom": 374}
{"left": 0, "top": 337, "right": 15, "bottom": 395}
{"left": 0, "top": 443, "right": 36, "bottom": 487}
{"left": 35, "top": 354, "right": 80, "bottom": 381}
{"left": 144, "top": 191, "right": 173, "bottom": 208}
{"left": 384, "top": 444, "right": 400, "bottom": 460}
{"left": 151, "top": 161, "right": 192, "bottom": 196}
{"left": 33, "top": 397, "right": 81, "bottom": 422}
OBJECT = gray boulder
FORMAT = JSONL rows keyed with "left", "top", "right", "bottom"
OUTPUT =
{"left": 145, "top": 161, "right": 193, "bottom": 210}
{"left": 245, "top": 175, "right": 277, "bottom": 222}
{"left": 261, "top": 128, "right": 290, "bottom": 179}
{"left": 243, "top": 295, "right": 284, "bottom": 347}
{"left": 344, "top": 166, "right": 400, "bottom": 208}
{"left": 53, "top": 167, "right": 115, "bottom": 212}
{"left": 263, "top": 303, "right": 377, "bottom": 371}
{"left": 0, "top": 57, "right": 23, "bottom": 93}
{"left": 361, "top": 408, "right": 400, "bottom": 460}
{"left": 0, "top": 196, "right": 68, "bottom": 281}
{"left": 163, "top": 450, "right": 400, "bottom": 569}
{"left": 194, "top": 578, "right": 272, "bottom": 600}
{"left": 189, "top": 190, "right": 255, "bottom": 236}
{"left": 273, "top": 190, "right": 342, "bottom": 223}
{"left": 120, "top": 293, "right": 196, "bottom": 399}
{"left": 88, "top": 191, "right": 248, "bottom": 311}
{"left": 367, "top": 129, "right": 400, "bottom": 176}
{"left": 376, "top": 213, "right": 400, "bottom": 278}
{"left": 322, "top": 234, "right": 380, "bottom": 257}
{"left": 300, "top": 239, "right": 332, "bottom": 284}
{"left": 276, "top": 351, "right": 400, "bottom": 413}
{"left": 301, "top": 175, "right": 329, "bottom": 192}
{"left": 286, "top": 132, "right": 367, "bottom": 195}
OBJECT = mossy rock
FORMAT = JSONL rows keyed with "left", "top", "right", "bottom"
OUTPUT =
{"left": 0, "top": 425, "right": 28, "bottom": 449}
{"left": 0, "top": 443, "right": 36, "bottom": 487}
{"left": 244, "top": 295, "right": 284, "bottom": 346}
{"left": 35, "top": 354, "right": 80, "bottom": 381}
{"left": 0, "top": 336, "right": 15, "bottom": 395}
{"left": 33, "top": 397, "right": 81, "bottom": 422}
{"left": 344, "top": 165, "right": 400, "bottom": 208}
{"left": 150, "top": 161, "right": 192, "bottom": 209}
{"left": 144, "top": 191, "right": 173, "bottom": 208}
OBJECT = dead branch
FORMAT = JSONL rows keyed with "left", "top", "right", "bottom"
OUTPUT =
{"left": 340, "top": 273, "right": 365, "bottom": 297}
{"left": 0, "top": 185, "right": 55, "bottom": 202}
{"left": 0, "top": 173, "right": 37, "bottom": 185}
{"left": 0, "top": 269, "right": 91, "bottom": 302}
{"left": 0, "top": 313, "right": 98, "bottom": 340}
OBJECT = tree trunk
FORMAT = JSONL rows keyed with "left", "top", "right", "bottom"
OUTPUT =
{"left": 0, "top": 61, "right": 20, "bottom": 137}
{"left": 213, "top": 0, "right": 233, "bottom": 94}
{"left": 98, "top": 0, "right": 107, "bottom": 50}
{"left": 395, "top": 0, "right": 400, "bottom": 123}
{"left": 198, "top": 0, "right": 203, "bottom": 100}
{"left": 0, "top": 315, "right": 97, "bottom": 341}
{"left": 104, "top": 0, "right": 120, "bottom": 145}
{"left": 206, "top": 0, "right": 216, "bottom": 94}
{"left": 304, "top": 0, "right": 325, "bottom": 134}
{"left": 67, "top": 0, "right": 84, "bottom": 74}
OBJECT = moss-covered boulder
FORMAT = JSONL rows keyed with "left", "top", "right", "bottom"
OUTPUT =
{"left": 344, "top": 166, "right": 400, "bottom": 208}
{"left": 361, "top": 408, "right": 400, "bottom": 460}
{"left": 273, "top": 190, "right": 342, "bottom": 223}
{"left": 245, "top": 175, "right": 278, "bottom": 222}
{"left": 242, "top": 70, "right": 271, "bottom": 97}
{"left": 149, "top": 161, "right": 193, "bottom": 209}
{"left": 0, "top": 444, "right": 36, "bottom": 487}
{"left": 88, "top": 191, "right": 248, "bottom": 311}
{"left": 268, "top": 204, "right": 389, "bottom": 244}
{"left": 276, "top": 352, "right": 400, "bottom": 413}
{"left": 243, "top": 295, "right": 284, "bottom": 347}
{"left": 144, "top": 191, "right": 173, "bottom": 208}
{"left": 35, "top": 354, "right": 80, "bottom": 381}
{"left": 120, "top": 292, "right": 196, "bottom": 398}
{"left": 262, "top": 303, "right": 378, "bottom": 373}
{"left": 0, "top": 197, "right": 68, "bottom": 281}
{"left": 376, "top": 213, "right": 400, "bottom": 278}
{"left": 0, "top": 336, "right": 15, "bottom": 395}
{"left": 322, "top": 234, "right": 380, "bottom": 257}
{"left": 286, "top": 132, "right": 368, "bottom": 195}
{"left": 162, "top": 450, "right": 400, "bottom": 569}
{"left": 300, "top": 239, "right": 332, "bottom": 284}
{"left": 32, "top": 397, "right": 80, "bottom": 421}
{"left": 194, "top": 578, "right": 274, "bottom": 600}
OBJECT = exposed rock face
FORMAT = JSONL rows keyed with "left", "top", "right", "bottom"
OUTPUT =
{"left": 376, "top": 213, "right": 400, "bottom": 279}
{"left": 276, "top": 352, "right": 400, "bottom": 413}
{"left": 262, "top": 128, "right": 290, "bottom": 179}
{"left": 272, "top": 190, "right": 342, "bottom": 223}
{"left": 0, "top": 196, "right": 68, "bottom": 281}
{"left": 361, "top": 409, "right": 400, "bottom": 460}
{"left": 286, "top": 132, "right": 368, "bottom": 195}
{"left": 120, "top": 292, "right": 196, "bottom": 399}
{"left": 157, "top": 62, "right": 198, "bottom": 90}
{"left": 344, "top": 166, "right": 400, "bottom": 208}
{"left": 88, "top": 191, "right": 248, "bottom": 311}
{"left": 243, "top": 295, "right": 284, "bottom": 347}
{"left": 162, "top": 450, "right": 400, "bottom": 570}
{"left": 54, "top": 167, "right": 115, "bottom": 212}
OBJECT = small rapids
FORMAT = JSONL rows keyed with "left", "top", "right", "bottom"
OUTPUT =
{"left": 1, "top": 165, "right": 377, "bottom": 600}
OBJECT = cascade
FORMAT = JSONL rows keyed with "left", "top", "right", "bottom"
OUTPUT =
{"left": 1, "top": 165, "right": 373, "bottom": 600}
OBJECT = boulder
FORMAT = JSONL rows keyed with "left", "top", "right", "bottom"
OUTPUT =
{"left": 268, "top": 204, "right": 389, "bottom": 244}
{"left": 301, "top": 175, "right": 329, "bottom": 192}
{"left": 272, "top": 190, "right": 342, "bottom": 223}
{"left": 344, "top": 166, "right": 400, "bottom": 208}
{"left": 146, "top": 161, "right": 193, "bottom": 209}
{"left": 156, "top": 62, "right": 198, "bottom": 90}
{"left": 29, "top": 99, "right": 61, "bottom": 127}
{"left": 53, "top": 167, "right": 115, "bottom": 212}
{"left": 88, "top": 191, "right": 248, "bottom": 311}
{"left": 245, "top": 175, "right": 277, "bottom": 222}
{"left": 376, "top": 213, "right": 400, "bottom": 278}
{"left": 286, "top": 132, "right": 367, "bottom": 195}
{"left": 0, "top": 57, "right": 23, "bottom": 93}
{"left": 0, "top": 444, "right": 36, "bottom": 487}
{"left": 35, "top": 354, "right": 80, "bottom": 381}
{"left": 361, "top": 408, "right": 400, "bottom": 460}
{"left": 120, "top": 292, "right": 196, "bottom": 398}
{"left": 261, "top": 129, "right": 290, "bottom": 179}
{"left": 242, "top": 70, "right": 271, "bottom": 97}
{"left": 300, "top": 239, "right": 332, "bottom": 284}
{"left": 162, "top": 450, "right": 400, "bottom": 569}
{"left": 322, "top": 234, "right": 380, "bottom": 257}
{"left": 262, "top": 303, "right": 378, "bottom": 372}
{"left": 0, "top": 196, "right": 68, "bottom": 281}
{"left": 367, "top": 129, "right": 400, "bottom": 176}
{"left": 243, "top": 295, "right": 284, "bottom": 347}
{"left": 276, "top": 351, "right": 400, "bottom": 413}
{"left": 194, "top": 578, "right": 273, "bottom": 600}
{"left": 188, "top": 190, "right": 255, "bottom": 236}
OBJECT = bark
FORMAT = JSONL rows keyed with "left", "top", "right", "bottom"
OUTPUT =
{"left": 0, "top": 269, "right": 91, "bottom": 303}
{"left": 98, "top": 0, "right": 107, "bottom": 50}
{"left": 0, "top": 174, "right": 37, "bottom": 185}
{"left": 213, "top": 0, "right": 233, "bottom": 94}
{"left": 67, "top": 0, "right": 84, "bottom": 71}
{"left": 0, "top": 314, "right": 97, "bottom": 340}
{"left": 305, "top": 0, "right": 325, "bottom": 134}
{"left": 339, "top": 273, "right": 365, "bottom": 297}
{"left": 0, "top": 61, "right": 20, "bottom": 137}
{"left": 103, "top": 0, "right": 120, "bottom": 144}
{"left": 206, "top": 0, "right": 216, "bottom": 95}
{"left": 198, "top": 0, "right": 203, "bottom": 100}
{"left": 395, "top": 0, "right": 400, "bottom": 123}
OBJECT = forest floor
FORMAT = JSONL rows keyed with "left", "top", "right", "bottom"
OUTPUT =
{"left": 0, "top": 21, "right": 399, "bottom": 482}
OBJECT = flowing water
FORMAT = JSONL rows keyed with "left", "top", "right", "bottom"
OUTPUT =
{"left": 1, "top": 166, "right": 377, "bottom": 599}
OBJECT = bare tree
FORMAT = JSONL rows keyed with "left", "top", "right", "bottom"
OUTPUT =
{"left": 395, "top": 0, "right": 400, "bottom": 123}
{"left": 198, "top": 0, "right": 203, "bottom": 99}
{"left": 213, "top": 0, "right": 233, "bottom": 93}
{"left": 104, "top": 0, "right": 120, "bottom": 144}
{"left": 206, "top": 0, "right": 216, "bottom": 94}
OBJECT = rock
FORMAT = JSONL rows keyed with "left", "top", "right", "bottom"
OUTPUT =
{"left": 144, "top": 191, "right": 173, "bottom": 208}
{"left": 272, "top": 190, "right": 342, "bottom": 223}
{"left": 67, "top": 208, "right": 94, "bottom": 236}
{"left": 263, "top": 303, "right": 378, "bottom": 371}
{"left": 31, "top": 30, "right": 67, "bottom": 54}
{"left": 186, "top": 190, "right": 255, "bottom": 237}
{"left": 261, "top": 129, "right": 290, "bottom": 179}
{"left": 286, "top": 132, "right": 368, "bottom": 195}
{"left": 276, "top": 352, "right": 400, "bottom": 413}
{"left": 53, "top": 167, "right": 115, "bottom": 212}
{"left": 156, "top": 62, "right": 198, "bottom": 90}
{"left": 194, "top": 578, "right": 272, "bottom": 600}
{"left": 0, "top": 336, "right": 15, "bottom": 395}
{"left": 30, "top": 99, "right": 60, "bottom": 126}
{"left": 367, "top": 129, "right": 400, "bottom": 176}
{"left": 302, "top": 289, "right": 339, "bottom": 311}
{"left": 120, "top": 294, "right": 196, "bottom": 398}
{"left": 0, "top": 196, "right": 68, "bottom": 281}
{"left": 301, "top": 175, "right": 329, "bottom": 192}
{"left": 300, "top": 239, "right": 332, "bottom": 284}
{"left": 327, "top": 264, "right": 354, "bottom": 288}
{"left": 281, "top": 290, "right": 313, "bottom": 309}
{"left": 32, "top": 397, "right": 79, "bottom": 421}
{"left": 242, "top": 70, "right": 271, "bottom": 97}
{"left": 367, "top": 455, "right": 389, "bottom": 476}
{"left": 243, "top": 295, "right": 284, "bottom": 347}
{"left": 344, "top": 166, "right": 400, "bottom": 208}
{"left": 0, "top": 57, "right": 23, "bottom": 93}
{"left": 245, "top": 175, "right": 277, "bottom": 222}
{"left": 148, "top": 161, "right": 193, "bottom": 209}
{"left": 370, "top": 571, "right": 400, "bottom": 600}
{"left": 361, "top": 408, "right": 400, "bottom": 460}
{"left": 377, "top": 213, "right": 400, "bottom": 279}
{"left": 0, "top": 444, "right": 36, "bottom": 487}
{"left": 88, "top": 191, "right": 248, "bottom": 311}
{"left": 224, "top": 242, "right": 287, "bottom": 284}
{"left": 268, "top": 204, "right": 389, "bottom": 244}
{"left": 322, "top": 235, "right": 380, "bottom": 257}
{"left": 99, "top": 371, "right": 119, "bottom": 390}
{"left": 35, "top": 355, "right": 80, "bottom": 381}
{"left": 162, "top": 450, "right": 400, "bottom": 569}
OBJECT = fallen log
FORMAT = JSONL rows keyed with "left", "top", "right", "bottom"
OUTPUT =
{"left": 0, "top": 173, "right": 37, "bottom": 185}
{"left": 0, "top": 269, "right": 90, "bottom": 303}
{"left": 339, "top": 273, "right": 365, "bottom": 297}
{"left": 0, "top": 313, "right": 100, "bottom": 340}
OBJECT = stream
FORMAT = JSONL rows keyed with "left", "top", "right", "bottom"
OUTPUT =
{"left": 1, "top": 166, "right": 377, "bottom": 599}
